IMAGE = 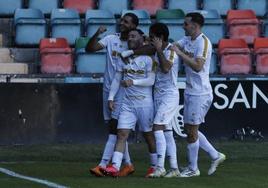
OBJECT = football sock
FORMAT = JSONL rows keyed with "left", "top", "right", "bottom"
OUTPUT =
{"left": 154, "top": 130, "right": 166, "bottom": 168}
{"left": 99, "top": 134, "right": 117, "bottom": 167}
{"left": 187, "top": 139, "right": 199, "bottom": 171}
{"left": 164, "top": 131, "right": 178, "bottom": 169}
{"left": 198, "top": 131, "right": 219, "bottom": 160}
{"left": 123, "top": 141, "right": 132, "bottom": 165}
{"left": 112, "top": 151, "right": 124, "bottom": 170}
{"left": 150, "top": 153, "right": 157, "bottom": 168}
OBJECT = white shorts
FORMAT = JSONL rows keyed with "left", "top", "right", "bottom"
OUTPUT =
{"left": 183, "top": 93, "right": 213, "bottom": 125}
{"left": 103, "top": 90, "right": 121, "bottom": 121}
{"left": 117, "top": 104, "right": 154, "bottom": 132}
{"left": 153, "top": 94, "right": 180, "bottom": 130}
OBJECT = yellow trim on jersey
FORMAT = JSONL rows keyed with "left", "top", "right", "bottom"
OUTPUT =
{"left": 169, "top": 50, "right": 175, "bottom": 63}
{"left": 202, "top": 35, "right": 208, "bottom": 58}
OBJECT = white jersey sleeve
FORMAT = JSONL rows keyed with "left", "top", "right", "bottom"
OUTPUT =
{"left": 196, "top": 36, "right": 209, "bottom": 61}
{"left": 99, "top": 35, "right": 114, "bottom": 48}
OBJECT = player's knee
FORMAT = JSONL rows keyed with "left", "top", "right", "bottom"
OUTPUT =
{"left": 187, "top": 133, "right": 198, "bottom": 143}
{"left": 117, "top": 130, "right": 129, "bottom": 141}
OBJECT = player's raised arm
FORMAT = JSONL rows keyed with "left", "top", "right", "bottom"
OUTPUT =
{"left": 85, "top": 26, "right": 107, "bottom": 52}
{"left": 152, "top": 37, "right": 173, "bottom": 74}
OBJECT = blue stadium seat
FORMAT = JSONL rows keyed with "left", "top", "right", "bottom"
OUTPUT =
{"left": 51, "top": 9, "right": 81, "bottom": 45}
{"left": 0, "top": 0, "right": 23, "bottom": 17}
{"left": 99, "top": 0, "right": 129, "bottom": 16}
{"left": 202, "top": 0, "right": 233, "bottom": 17}
{"left": 121, "top": 10, "right": 151, "bottom": 35}
{"left": 85, "top": 10, "right": 116, "bottom": 38}
{"left": 75, "top": 37, "right": 106, "bottom": 74}
{"left": 28, "top": 0, "right": 60, "bottom": 16}
{"left": 193, "top": 10, "right": 225, "bottom": 45}
{"left": 236, "top": 0, "right": 267, "bottom": 17}
{"left": 156, "top": 9, "right": 185, "bottom": 42}
{"left": 167, "top": 0, "right": 199, "bottom": 14}
{"left": 14, "top": 9, "right": 47, "bottom": 46}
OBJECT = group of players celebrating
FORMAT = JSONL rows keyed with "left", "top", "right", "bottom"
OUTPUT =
{"left": 87, "top": 12, "right": 226, "bottom": 178}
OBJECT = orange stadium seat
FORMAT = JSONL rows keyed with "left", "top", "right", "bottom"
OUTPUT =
{"left": 40, "top": 38, "right": 73, "bottom": 73}
{"left": 218, "top": 39, "right": 252, "bottom": 74}
{"left": 227, "top": 10, "right": 260, "bottom": 44}
{"left": 63, "top": 0, "right": 95, "bottom": 14}
{"left": 254, "top": 38, "right": 268, "bottom": 75}
{"left": 131, "top": 0, "right": 165, "bottom": 16}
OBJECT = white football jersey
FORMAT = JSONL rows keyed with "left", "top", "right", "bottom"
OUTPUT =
{"left": 177, "top": 33, "right": 212, "bottom": 95}
{"left": 154, "top": 43, "right": 179, "bottom": 97}
{"left": 99, "top": 33, "right": 128, "bottom": 93}
{"left": 117, "top": 55, "right": 155, "bottom": 107}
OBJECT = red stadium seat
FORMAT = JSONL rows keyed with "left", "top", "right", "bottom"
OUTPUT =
{"left": 226, "top": 10, "right": 260, "bottom": 44}
{"left": 63, "top": 0, "right": 95, "bottom": 14}
{"left": 132, "top": 0, "right": 164, "bottom": 16}
{"left": 254, "top": 38, "right": 268, "bottom": 74}
{"left": 218, "top": 39, "right": 252, "bottom": 74}
{"left": 40, "top": 38, "right": 73, "bottom": 73}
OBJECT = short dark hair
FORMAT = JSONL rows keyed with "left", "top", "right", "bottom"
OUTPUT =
{"left": 149, "top": 23, "right": 169, "bottom": 42}
{"left": 129, "top": 28, "right": 144, "bottom": 36}
{"left": 123, "top": 13, "right": 139, "bottom": 27}
{"left": 186, "top": 12, "right": 204, "bottom": 27}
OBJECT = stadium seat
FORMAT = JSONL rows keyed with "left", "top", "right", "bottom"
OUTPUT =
{"left": 14, "top": 8, "right": 47, "bottom": 46}
{"left": 156, "top": 9, "right": 185, "bottom": 42}
{"left": 193, "top": 10, "right": 224, "bottom": 45}
{"left": 264, "top": 19, "right": 268, "bottom": 37}
{"left": 63, "top": 0, "right": 96, "bottom": 14}
{"left": 131, "top": 0, "right": 165, "bottom": 16}
{"left": 85, "top": 10, "right": 116, "bottom": 38}
{"left": 99, "top": 0, "right": 129, "bottom": 16}
{"left": 28, "top": 0, "right": 60, "bottom": 16}
{"left": 202, "top": 0, "right": 233, "bottom": 17}
{"left": 227, "top": 10, "right": 260, "bottom": 44}
{"left": 0, "top": 0, "right": 23, "bottom": 17}
{"left": 254, "top": 38, "right": 268, "bottom": 74}
{"left": 75, "top": 37, "right": 106, "bottom": 74}
{"left": 167, "top": 0, "right": 199, "bottom": 14}
{"left": 40, "top": 38, "right": 73, "bottom": 73}
{"left": 122, "top": 10, "right": 151, "bottom": 34}
{"left": 51, "top": 9, "right": 81, "bottom": 45}
{"left": 236, "top": 0, "right": 267, "bottom": 17}
{"left": 218, "top": 39, "right": 252, "bottom": 74}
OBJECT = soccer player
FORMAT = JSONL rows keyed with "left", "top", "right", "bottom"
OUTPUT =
{"left": 146, "top": 23, "right": 181, "bottom": 178}
{"left": 171, "top": 12, "right": 226, "bottom": 177}
{"left": 87, "top": 13, "right": 139, "bottom": 177}
{"left": 101, "top": 29, "right": 157, "bottom": 177}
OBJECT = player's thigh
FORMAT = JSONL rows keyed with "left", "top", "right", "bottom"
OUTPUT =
{"left": 136, "top": 106, "right": 154, "bottom": 132}
{"left": 153, "top": 96, "right": 179, "bottom": 129}
{"left": 117, "top": 105, "right": 137, "bottom": 130}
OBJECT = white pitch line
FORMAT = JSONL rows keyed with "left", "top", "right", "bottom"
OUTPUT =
{"left": 0, "top": 167, "right": 68, "bottom": 188}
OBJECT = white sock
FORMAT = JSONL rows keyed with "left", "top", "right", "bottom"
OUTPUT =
{"left": 198, "top": 131, "right": 218, "bottom": 160}
{"left": 164, "top": 131, "right": 178, "bottom": 169}
{"left": 99, "top": 134, "right": 117, "bottom": 167}
{"left": 123, "top": 141, "right": 132, "bottom": 165}
{"left": 150, "top": 153, "right": 157, "bottom": 168}
{"left": 187, "top": 139, "right": 199, "bottom": 171}
{"left": 112, "top": 151, "right": 123, "bottom": 170}
{"left": 154, "top": 130, "right": 166, "bottom": 168}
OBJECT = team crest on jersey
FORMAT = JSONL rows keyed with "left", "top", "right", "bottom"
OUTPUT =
{"left": 138, "top": 61, "right": 146, "bottom": 68}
